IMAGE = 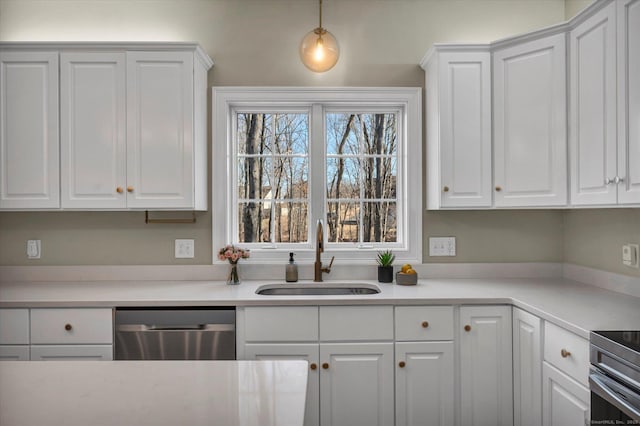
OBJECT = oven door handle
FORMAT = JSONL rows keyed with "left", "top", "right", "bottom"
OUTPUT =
{"left": 590, "top": 371, "right": 640, "bottom": 421}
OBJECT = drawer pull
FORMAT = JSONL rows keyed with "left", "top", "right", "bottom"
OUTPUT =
{"left": 398, "top": 361, "right": 406, "bottom": 368}
{"left": 64, "top": 323, "right": 73, "bottom": 331}
{"left": 443, "top": 186, "right": 449, "bottom": 192}
{"left": 310, "top": 363, "right": 317, "bottom": 370}
{"left": 464, "top": 325, "right": 471, "bottom": 332}
{"left": 322, "top": 363, "right": 329, "bottom": 370}
{"left": 421, "top": 321, "right": 429, "bottom": 328}
{"left": 495, "top": 186, "right": 502, "bottom": 192}
{"left": 561, "top": 349, "right": 571, "bottom": 358}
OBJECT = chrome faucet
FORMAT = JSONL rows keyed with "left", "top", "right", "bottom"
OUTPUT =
{"left": 314, "top": 220, "right": 334, "bottom": 282}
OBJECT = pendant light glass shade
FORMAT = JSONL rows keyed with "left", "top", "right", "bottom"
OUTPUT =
{"left": 299, "top": 0, "right": 339, "bottom": 72}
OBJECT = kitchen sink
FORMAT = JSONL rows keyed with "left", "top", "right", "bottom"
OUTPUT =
{"left": 255, "top": 282, "right": 381, "bottom": 296}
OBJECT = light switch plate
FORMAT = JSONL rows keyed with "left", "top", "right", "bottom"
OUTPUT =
{"left": 429, "top": 237, "right": 456, "bottom": 256}
{"left": 622, "top": 244, "right": 639, "bottom": 268}
{"left": 175, "top": 239, "right": 195, "bottom": 259}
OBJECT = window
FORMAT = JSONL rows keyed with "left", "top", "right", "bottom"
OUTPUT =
{"left": 212, "top": 88, "right": 422, "bottom": 264}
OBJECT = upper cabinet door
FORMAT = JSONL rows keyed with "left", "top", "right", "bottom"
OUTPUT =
{"left": 425, "top": 50, "right": 492, "bottom": 209}
{"left": 617, "top": 0, "right": 640, "bottom": 204}
{"left": 493, "top": 33, "right": 567, "bottom": 207}
{"left": 0, "top": 51, "right": 59, "bottom": 209}
{"left": 60, "top": 52, "right": 126, "bottom": 209}
{"left": 126, "top": 51, "right": 194, "bottom": 209}
{"left": 569, "top": 2, "right": 618, "bottom": 206}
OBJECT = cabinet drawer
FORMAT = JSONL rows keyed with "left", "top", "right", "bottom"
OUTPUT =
{"left": 31, "top": 345, "right": 113, "bottom": 360}
{"left": 320, "top": 306, "right": 393, "bottom": 341}
{"left": 0, "top": 309, "right": 29, "bottom": 344}
{"left": 544, "top": 322, "right": 589, "bottom": 386}
{"left": 243, "top": 306, "right": 319, "bottom": 342}
{"left": 31, "top": 308, "right": 113, "bottom": 345}
{"left": 395, "top": 306, "right": 454, "bottom": 341}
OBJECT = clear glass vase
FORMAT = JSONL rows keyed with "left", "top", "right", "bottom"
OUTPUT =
{"left": 227, "top": 261, "right": 240, "bottom": 285}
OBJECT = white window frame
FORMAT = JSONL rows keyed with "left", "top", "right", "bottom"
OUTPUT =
{"left": 212, "top": 87, "right": 422, "bottom": 265}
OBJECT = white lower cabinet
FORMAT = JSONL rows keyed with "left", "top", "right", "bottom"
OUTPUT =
{"left": 320, "top": 342, "right": 394, "bottom": 426}
{"left": 542, "top": 361, "right": 590, "bottom": 426}
{"left": 513, "top": 307, "right": 542, "bottom": 426}
{"left": 30, "top": 308, "right": 114, "bottom": 360}
{"left": 459, "top": 305, "right": 513, "bottom": 426}
{"left": 238, "top": 306, "right": 394, "bottom": 426}
{"left": 0, "top": 308, "right": 30, "bottom": 361}
{"left": 244, "top": 343, "right": 320, "bottom": 426}
{"left": 395, "top": 341, "right": 454, "bottom": 426}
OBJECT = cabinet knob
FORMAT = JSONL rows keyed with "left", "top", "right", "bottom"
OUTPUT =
{"left": 64, "top": 323, "right": 73, "bottom": 331}
{"left": 322, "top": 363, "right": 329, "bottom": 370}
{"left": 421, "top": 321, "right": 429, "bottom": 328}
{"left": 605, "top": 177, "right": 613, "bottom": 185}
{"left": 127, "top": 186, "right": 134, "bottom": 193}
{"left": 464, "top": 325, "right": 471, "bottom": 332}
{"left": 560, "top": 349, "right": 571, "bottom": 358}
{"left": 443, "top": 186, "right": 449, "bottom": 193}
{"left": 398, "top": 361, "right": 406, "bottom": 368}
{"left": 310, "top": 363, "right": 317, "bottom": 370}
{"left": 495, "top": 186, "right": 502, "bottom": 192}
{"left": 614, "top": 176, "right": 624, "bottom": 184}
{"left": 116, "top": 187, "right": 124, "bottom": 194}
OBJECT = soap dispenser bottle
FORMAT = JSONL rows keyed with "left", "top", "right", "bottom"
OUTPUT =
{"left": 285, "top": 252, "right": 298, "bottom": 282}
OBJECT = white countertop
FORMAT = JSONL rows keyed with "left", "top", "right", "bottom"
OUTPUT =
{"left": 1, "top": 277, "right": 639, "bottom": 338}
{"left": 0, "top": 360, "right": 308, "bottom": 426}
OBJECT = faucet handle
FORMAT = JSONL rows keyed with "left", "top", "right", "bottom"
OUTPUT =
{"left": 322, "top": 256, "right": 335, "bottom": 274}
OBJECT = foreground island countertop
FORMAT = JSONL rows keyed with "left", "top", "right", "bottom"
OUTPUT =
{"left": 1, "top": 277, "right": 640, "bottom": 338}
{"left": 0, "top": 360, "right": 308, "bottom": 426}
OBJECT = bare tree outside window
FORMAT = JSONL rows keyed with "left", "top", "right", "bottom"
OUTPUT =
{"left": 326, "top": 113, "right": 398, "bottom": 243}
{"left": 237, "top": 113, "right": 309, "bottom": 243}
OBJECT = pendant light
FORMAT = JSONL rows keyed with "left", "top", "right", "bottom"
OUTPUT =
{"left": 299, "top": 0, "right": 339, "bottom": 72}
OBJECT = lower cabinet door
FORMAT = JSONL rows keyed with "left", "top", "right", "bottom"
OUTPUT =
{"left": 0, "top": 345, "right": 29, "bottom": 360}
{"left": 320, "top": 342, "right": 394, "bottom": 426}
{"left": 30, "top": 345, "right": 113, "bottom": 361}
{"left": 244, "top": 343, "right": 320, "bottom": 426}
{"left": 395, "top": 341, "right": 454, "bottom": 426}
{"left": 542, "top": 362, "right": 590, "bottom": 426}
{"left": 460, "top": 305, "right": 513, "bottom": 426}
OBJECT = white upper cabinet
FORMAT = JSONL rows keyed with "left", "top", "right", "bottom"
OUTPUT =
{"left": 493, "top": 33, "right": 567, "bottom": 207}
{"left": 423, "top": 48, "right": 492, "bottom": 209}
{"left": 569, "top": 0, "right": 640, "bottom": 206}
{"left": 0, "top": 51, "right": 59, "bottom": 209}
{"left": 569, "top": 2, "right": 618, "bottom": 206}
{"left": 617, "top": 0, "right": 640, "bottom": 204}
{"left": 0, "top": 43, "right": 212, "bottom": 211}
{"left": 126, "top": 51, "right": 196, "bottom": 210}
{"left": 61, "top": 52, "right": 126, "bottom": 209}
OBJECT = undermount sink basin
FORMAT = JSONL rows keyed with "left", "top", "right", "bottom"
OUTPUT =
{"left": 255, "top": 283, "right": 381, "bottom": 296}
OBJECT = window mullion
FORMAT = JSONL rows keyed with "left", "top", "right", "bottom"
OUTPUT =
{"left": 309, "top": 104, "right": 325, "bottom": 247}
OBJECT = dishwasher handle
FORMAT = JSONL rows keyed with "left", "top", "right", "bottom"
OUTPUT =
{"left": 117, "top": 324, "right": 235, "bottom": 332}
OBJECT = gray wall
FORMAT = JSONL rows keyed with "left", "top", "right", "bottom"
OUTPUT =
{"left": 2, "top": 0, "right": 633, "bottom": 278}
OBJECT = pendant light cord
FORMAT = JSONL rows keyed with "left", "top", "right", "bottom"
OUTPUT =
{"left": 319, "top": 0, "right": 323, "bottom": 30}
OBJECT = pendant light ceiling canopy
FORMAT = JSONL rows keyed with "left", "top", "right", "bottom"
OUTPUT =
{"left": 299, "top": 0, "right": 339, "bottom": 73}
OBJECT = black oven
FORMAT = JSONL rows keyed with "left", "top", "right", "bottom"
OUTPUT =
{"left": 590, "top": 331, "right": 640, "bottom": 423}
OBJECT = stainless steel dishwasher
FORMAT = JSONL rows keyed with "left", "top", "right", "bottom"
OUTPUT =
{"left": 114, "top": 307, "right": 236, "bottom": 360}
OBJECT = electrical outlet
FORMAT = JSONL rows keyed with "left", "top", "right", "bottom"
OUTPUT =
{"left": 429, "top": 237, "right": 456, "bottom": 256}
{"left": 27, "top": 240, "right": 41, "bottom": 259}
{"left": 175, "top": 239, "right": 195, "bottom": 259}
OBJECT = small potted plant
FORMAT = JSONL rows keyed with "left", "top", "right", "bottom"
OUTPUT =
{"left": 376, "top": 250, "right": 395, "bottom": 283}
